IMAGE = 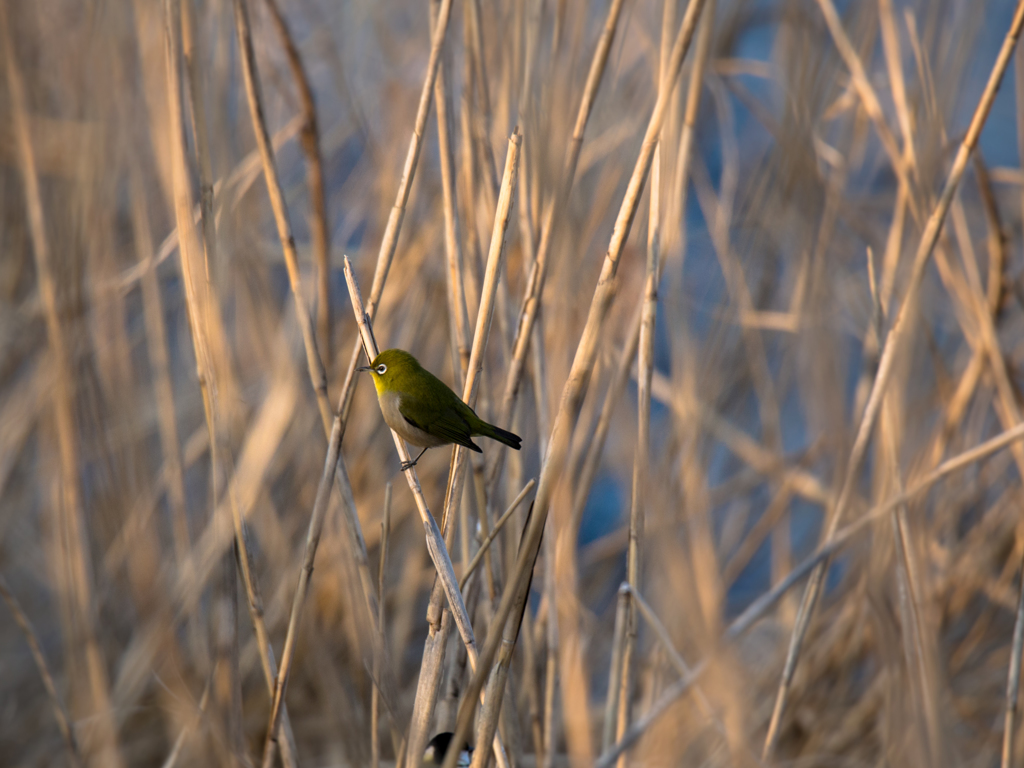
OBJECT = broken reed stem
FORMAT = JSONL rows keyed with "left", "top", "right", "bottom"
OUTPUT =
{"left": 334, "top": 0, "right": 454, "bottom": 440}
{"left": 762, "top": 2, "right": 1024, "bottom": 757}
{"left": 262, "top": 0, "right": 333, "bottom": 370}
{"left": 344, "top": 258, "right": 510, "bottom": 768}
{"left": 401, "top": 127, "right": 521, "bottom": 768}
{"left": 233, "top": 0, "right": 332, "bottom": 432}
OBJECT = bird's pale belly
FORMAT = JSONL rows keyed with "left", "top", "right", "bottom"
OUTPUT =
{"left": 378, "top": 390, "right": 447, "bottom": 448}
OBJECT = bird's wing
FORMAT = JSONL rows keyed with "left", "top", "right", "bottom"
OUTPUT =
{"left": 398, "top": 395, "right": 481, "bottom": 452}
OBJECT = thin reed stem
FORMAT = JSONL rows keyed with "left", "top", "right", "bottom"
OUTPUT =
{"left": 233, "top": 0, "right": 332, "bottom": 432}
{"left": 262, "top": 0, "right": 333, "bottom": 370}
{"left": 0, "top": 575, "right": 81, "bottom": 768}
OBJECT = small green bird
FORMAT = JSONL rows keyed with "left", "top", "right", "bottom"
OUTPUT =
{"left": 358, "top": 349, "right": 522, "bottom": 470}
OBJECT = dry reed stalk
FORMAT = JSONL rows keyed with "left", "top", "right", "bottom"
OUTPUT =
{"left": 515, "top": 0, "right": 543, "bottom": 275}
{"left": 0, "top": 574, "right": 81, "bottom": 768}
{"left": 165, "top": 2, "right": 247, "bottom": 762}
{"left": 868, "top": 253, "right": 946, "bottom": 766}
{"left": 602, "top": 585, "right": 630, "bottom": 752}
{"left": 180, "top": 0, "right": 218, "bottom": 277}
{"left": 947, "top": 198, "right": 1024, "bottom": 475}
{"left": 1, "top": 6, "right": 124, "bottom": 767}
{"left": 404, "top": 127, "right": 521, "bottom": 768}
{"left": 457, "top": 41, "right": 485, "bottom": 331}
{"left": 1019, "top": 35, "right": 1024, "bottom": 244}
{"left": 372, "top": 483, "right": 393, "bottom": 768}
{"left": 878, "top": 0, "right": 917, "bottom": 170}
{"left": 212, "top": 542, "right": 245, "bottom": 766}
{"left": 180, "top": 7, "right": 250, "bottom": 761}
{"left": 465, "top": 0, "right": 500, "bottom": 199}
{"left": 132, "top": 169, "right": 192, "bottom": 576}
{"left": 333, "top": 0, "right": 454, "bottom": 439}
{"left": 1003, "top": 558, "right": 1024, "bottom": 768}
{"left": 344, "top": 258, "right": 511, "bottom": 768}
{"left": 481, "top": 5, "right": 630, "bottom": 746}
{"left": 233, "top": 0, "right": 332, "bottom": 432}
{"left": 430, "top": 0, "right": 471, "bottom": 384}
{"left": 762, "top": 3, "right": 1024, "bottom": 757}
{"left": 691, "top": 128, "right": 781, "bottom": 455}
{"left": 722, "top": 481, "right": 795, "bottom": 588}
{"left": 1004, "top": 40, "right": 1024, "bottom": 768}
{"left": 262, "top": 0, "right": 333, "bottom": 371}
{"left": 972, "top": 155, "right": 1005, "bottom": 313}
{"left": 613, "top": 5, "right": 675, "bottom": 756}
{"left": 541, "top": 517, "right": 558, "bottom": 768}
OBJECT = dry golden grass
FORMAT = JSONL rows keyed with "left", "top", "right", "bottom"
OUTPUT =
{"left": 3, "top": 1, "right": 1024, "bottom": 767}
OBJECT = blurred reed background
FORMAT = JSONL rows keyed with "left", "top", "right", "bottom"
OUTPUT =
{"left": 3, "top": 0, "right": 1024, "bottom": 766}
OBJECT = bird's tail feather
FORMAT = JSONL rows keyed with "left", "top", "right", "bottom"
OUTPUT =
{"left": 483, "top": 423, "right": 522, "bottom": 450}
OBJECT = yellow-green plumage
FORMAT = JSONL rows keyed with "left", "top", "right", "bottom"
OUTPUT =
{"left": 359, "top": 350, "right": 521, "bottom": 466}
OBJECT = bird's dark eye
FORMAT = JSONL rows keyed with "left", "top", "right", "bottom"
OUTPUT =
{"left": 376, "top": 364, "right": 387, "bottom": 375}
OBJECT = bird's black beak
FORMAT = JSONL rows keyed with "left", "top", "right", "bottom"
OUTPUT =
{"left": 357, "top": 365, "right": 371, "bottom": 372}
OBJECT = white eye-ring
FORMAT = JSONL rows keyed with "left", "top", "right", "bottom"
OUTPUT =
{"left": 376, "top": 363, "right": 387, "bottom": 375}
